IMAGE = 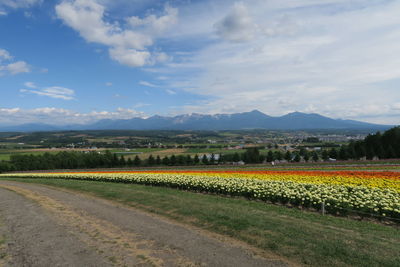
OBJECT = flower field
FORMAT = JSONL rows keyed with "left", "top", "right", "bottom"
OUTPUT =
{"left": 1, "top": 170, "right": 399, "bottom": 219}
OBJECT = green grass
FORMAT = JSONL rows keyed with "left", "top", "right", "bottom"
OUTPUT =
{"left": 0, "top": 151, "right": 51, "bottom": 161}
{"left": 2, "top": 178, "right": 399, "bottom": 266}
{"left": 110, "top": 148, "right": 165, "bottom": 153}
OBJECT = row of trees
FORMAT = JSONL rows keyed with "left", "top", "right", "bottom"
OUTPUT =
{"left": 324, "top": 127, "right": 400, "bottom": 161}
{"left": 0, "top": 148, "right": 318, "bottom": 172}
{"left": 0, "top": 145, "right": 376, "bottom": 172}
{"left": 1, "top": 127, "right": 399, "bottom": 172}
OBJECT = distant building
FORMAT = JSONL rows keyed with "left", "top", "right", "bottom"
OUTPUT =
{"left": 205, "top": 154, "right": 220, "bottom": 161}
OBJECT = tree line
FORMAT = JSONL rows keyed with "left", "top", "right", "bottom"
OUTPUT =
{"left": 0, "top": 148, "right": 300, "bottom": 172}
{"left": 0, "top": 127, "right": 399, "bottom": 172}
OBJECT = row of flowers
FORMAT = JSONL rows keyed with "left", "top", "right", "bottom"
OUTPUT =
{"left": 60, "top": 170, "right": 400, "bottom": 192}
{"left": 1, "top": 171, "right": 399, "bottom": 219}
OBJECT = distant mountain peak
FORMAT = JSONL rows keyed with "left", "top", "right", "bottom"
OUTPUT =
{"left": 249, "top": 109, "right": 264, "bottom": 114}
{"left": 0, "top": 110, "right": 390, "bottom": 132}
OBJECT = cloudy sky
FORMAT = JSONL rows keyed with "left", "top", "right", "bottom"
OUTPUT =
{"left": 1, "top": 0, "right": 400, "bottom": 125}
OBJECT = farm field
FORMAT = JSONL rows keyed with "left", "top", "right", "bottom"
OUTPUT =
{"left": 4, "top": 168, "right": 399, "bottom": 220}
{"left": 1, "top": 163, "right": 399, "bottom": 266}
{"left": 0, "top": 148, "right": 105, "bottom": 161}
{"left": 0, "top": 178, "right": 398, "bottom": 266}
{"left": 0, "top": 146, "right": 247, "bottom": 161}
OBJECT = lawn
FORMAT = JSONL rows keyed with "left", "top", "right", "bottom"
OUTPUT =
{"left": 0, "top": 151, "right": 50, "bottom": 161}
{"left": 2, "top": 178, "right": 399, "bottom": 267}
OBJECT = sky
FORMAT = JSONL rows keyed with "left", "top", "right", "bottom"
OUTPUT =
{"left": 1, "top": 0, "right": 400, "bottom": 126}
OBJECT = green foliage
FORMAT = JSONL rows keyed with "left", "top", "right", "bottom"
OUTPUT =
{"left": 162, "top": 156, "right": 170, "bottom": 165}
{"left": 329, "top": 148, "right": 338, "bottom": 159}
{"left": 303, "top": 151, "right": 310, "bottom": 162}
{"left": 232, "top": 152, "right": 240, "bottom": 162}
{"left": 170, "top": 155, "right": 177, "bottom": 165}
{"left": 193, "top": 154, "right": 200, "bottom": 164}
{"left": 147, "top": 155, "right": 155, "bottom": 166}
{"left": 242, "top": 147, "right": 261, "bottom": 164}
{"left": 312, "top": 151, "right": 319, "bottom": 162}
{"left": 322, "top": 150, "right": 329, "bottom": 161}
{"left": 266, "top": 151, "right": 274, "bottom": 162}
{"left": 133, "top": 155, "right": 141, "bottom": 166}
{"left": 284, "top": 151, "right": 292, "bottom": 162}
{"left": 293, "top": 153, "right": 301, "bottom": 162}
{"left": 201, "top": 154, "right": 209, "bottom": 165}
{"left": 345, "top": 127, "right": 400, "bottom": 160}
{"left": 156, "top": 155, "right": 162, "bottom": 165}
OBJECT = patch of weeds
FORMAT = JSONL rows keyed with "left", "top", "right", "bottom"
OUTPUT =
{"left": 108, "top": 256, "right": 117, "bottom": 263}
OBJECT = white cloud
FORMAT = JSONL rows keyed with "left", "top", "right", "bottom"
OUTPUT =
{"left": 20, "top": 86, "right": 75, "bottom": 100}
{"left": 56, "top": 0, "right": 178, "bottom": 67}
{"left": 0, "top": 0, "right": 42, "bottom": 14}
{"left": 5, "top": 61, "right": 30, "bottom": 74}
{"left": 0, "top": 49, "right": 11, "bottom": 60}
{"left": 0, "top": 107, "right": 146, "bottom": 125}
{"left": 109, "top": 47, "right": 151, "bottom": 67}
{"left": 126, "top": 4, "right": 178, "bottom": 34}
{"left": 158, "top": 0, "right": 400, "bottom": 124}
{"left": 133, "top": 102, "right": 150, "bottom": 108}
{"left": 165, "top": 89, "right": 176, "bottom": 95}
{"left": 139, "top": 80, "right": 158, "bottom": 87}
{"left": 105, "top": 82, "right": 112, "bottom": 86}
{"left": 214, "top": 2, "right": 256, "bottom": 42}
{"left": 24, "top": 81, "right": 37, "bottom": 88}
{"left": 0, "top": 50, "right": 31, "bottom": 75}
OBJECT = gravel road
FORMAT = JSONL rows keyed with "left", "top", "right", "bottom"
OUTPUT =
{"left": 0, "top": 181, "right": 289, "bottom": 267}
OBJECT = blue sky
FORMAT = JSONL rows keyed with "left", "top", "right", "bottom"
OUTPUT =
{"left": 1, "top": 0, "right": 400, "bottom": 125}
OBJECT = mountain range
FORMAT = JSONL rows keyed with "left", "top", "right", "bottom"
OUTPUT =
{"left": 0, "top": 110, "right": 392, "bottom": 132}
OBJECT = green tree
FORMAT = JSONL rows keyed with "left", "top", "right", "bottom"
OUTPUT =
{"left": 338, "top": 146, "right": 348, "bottom": 160}
{"left": 312, "top": 151, "right": 319, "bottom": 162}
{"left": 119, "top": 155, "right": 126, "bottom": 166}
{"left": 186, "top": 155, "right": 193, "bottom": 165}
{"left": 322, "top": 150, "right": 329, "bottom": 161}
{"left": 170, "top": 155, "right": 177, "bottom": 165}
{"left": 147, "top": 155, "right": 155, "bottom": 166}
{"left": 232, "top": 152, "right": 240, "bottom": 162}
{"left": 329, "top": 148, "right": 338, "bottom": 159}
{"left": 299, "top": 147, "right": 307, "bottom": 157}
{"left": 243, "top": 147, "right": 260, "bottom": 163}
{"left": 386, "top": 145, "right": 396, "bottom": 159}
{"left": 177, "top": 155, "right": 186, "bottom": 165}
{"left": 193, "top": 154, "right": 200, "bottom": 164}
{"left": 209, "top": 153, "right": 215, "bottom": 164}
{"left": 156, "top": 155, "right": 162, "bottom": 165}
{"left": 293, "top": 153, "right": 301, "bottom": 162}
{"left": 274, "top": 151, "right": 283, "bottom": 161}
{"left": 133, "top": 155, "right": 141, "bottom": 166}
{"left": 284, "top": 151, "right": 292, "bottom": 162}
{"left": 266, "top": 151, "right": 274, "bottom": 162}
{"left": 303, "top": 151, "right": 310, "bottom": 162}
{"left": 201, "top": 154, "right": 209, "bottom": 165}
{"left": 162, "top": 156, "right": 170, "bottom": 165}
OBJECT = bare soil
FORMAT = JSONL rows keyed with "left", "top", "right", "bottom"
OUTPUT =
{"left": 0, "top": 181, "right": 288, "bottom": 267}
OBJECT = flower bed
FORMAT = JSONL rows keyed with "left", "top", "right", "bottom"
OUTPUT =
{"left": 2, "top": 170, "right": 399, "bottom": 219}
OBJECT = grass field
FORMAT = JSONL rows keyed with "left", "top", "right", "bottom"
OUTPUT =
{"left": 1, "top": 178, "right": 399, "bottom": 267}
{"left": 0, "top": 151, "right": 50, "bottom": 161}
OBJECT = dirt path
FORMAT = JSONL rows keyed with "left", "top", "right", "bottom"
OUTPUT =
{"left": 0, "top": 181, "right": 288, "bottom": 267}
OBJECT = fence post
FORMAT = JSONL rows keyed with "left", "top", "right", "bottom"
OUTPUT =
{"left": 321, "top": 201, "right": 325, "bottom": 216}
